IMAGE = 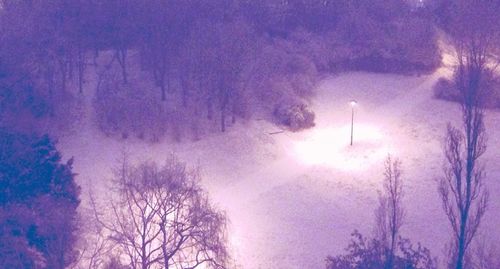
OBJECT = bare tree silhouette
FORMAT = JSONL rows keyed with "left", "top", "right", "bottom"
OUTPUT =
{"left": 376, "top": 156, "right": 404, "bottom": 269}
{"left": 92, "top": 154, "right": 228, "bottom": 269}
{"left": 438, "top": 3, "right": 493, "bottom": 266}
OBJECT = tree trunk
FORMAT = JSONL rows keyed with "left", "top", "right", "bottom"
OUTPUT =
{"left": 220, "top": 91, "right": 229, "bottom": 132}
{"left": 160, "top": 221, "right": 169, "bottom": 269}
{"left": 221, "top": 110, "right": 226, "bottom": 132}
{"left": 60, "top": 63, "right": 67, "bottom": 92}
{"left": 166, "top": 73, "right": 170, "bottom": 94}
{"left": 68, "top": 55, "right": 74, "bottom": 80}
{"left": 121, "top": 56, "right": 127, "bottom": 84}
{"left": 387, "top": 199, "right": 397, "bottom": 269}
{"left": 154, "top": 56, "right": 168, "bottom": 101}
{"left": 93, "top": 48, "right": 99, "bottom": 67}
{"left": 180, "top": 69, "right": 191, "bottom": 108}
{"left": 141, "top": 233, "right": 148, "bottom": 269}
{"left": 456, "top": 214, "right": 468, "bottom": 269}
{"left": 116, "top": 48, "right": 128, "bottom": 84}
{"left": 77, "top": 48, "right": 85, "bottom": 94}
{"left": 207, "top": 99, "right": 213, "bottom": 120}
{"left": 231, "top": 103, "right": 236, "bottom": 124}
{"left": 386, "top": 237, "right": 395, "bottom": 269}
{"left": 182, "top": 80, "right": 188, "bottom": 107}
{"left": 46, "top": 66, "right": 55, "bottom": 98}
{"left": 161, "top": 83, "right": 166, "bottom": 101}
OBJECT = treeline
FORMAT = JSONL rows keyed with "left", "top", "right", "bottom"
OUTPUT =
{"left": 0, "top": 0, "right": 441, "bottom": 141}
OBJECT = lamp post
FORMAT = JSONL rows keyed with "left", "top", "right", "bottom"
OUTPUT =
{"left": 350, "top": 100, "right": 357, "bottom": 146}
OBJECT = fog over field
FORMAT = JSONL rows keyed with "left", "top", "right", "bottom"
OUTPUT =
{"left": 1, "top": 1, "right": 499, "bottom": 269}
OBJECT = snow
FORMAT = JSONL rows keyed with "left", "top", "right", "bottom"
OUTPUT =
{"left": 58, "top": 64, "right": 500, "bottom": 268}
{"left": 293, "top": 124, "right": 389, "bottom": 170}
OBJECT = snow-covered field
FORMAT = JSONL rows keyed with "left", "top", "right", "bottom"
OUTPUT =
{"left": 58, "top": 65, "right": 500, "bottom": 268}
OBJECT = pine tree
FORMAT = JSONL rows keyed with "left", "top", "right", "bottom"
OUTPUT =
{"left": 0, "top": 129, "right": 80, "bottom": 269}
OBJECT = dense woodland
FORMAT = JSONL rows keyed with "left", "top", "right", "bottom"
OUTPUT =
{"left": 0, "top": 0, "right": 442, "bottom": 140}
{"left": 0, "top": 0, "right": 499, "bottom": 268}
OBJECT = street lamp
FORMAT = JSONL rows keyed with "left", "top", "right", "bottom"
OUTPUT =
{"left": 350, "top": 100, "right": 357, "bottom": 146}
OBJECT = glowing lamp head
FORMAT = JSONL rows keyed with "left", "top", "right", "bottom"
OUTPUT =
{"left": 350, "top": 100, "right": 357, "bottom": 107}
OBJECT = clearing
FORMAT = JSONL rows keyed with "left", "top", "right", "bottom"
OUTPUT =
{"left": 59, "top": 64, "right": 500, "bottom": 268}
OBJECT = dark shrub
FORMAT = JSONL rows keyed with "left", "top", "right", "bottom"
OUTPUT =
{"left": 326, "top": 230, "right": 437, "bottom": 269}
{"left": 93, "top": 68, "right": 168, "bottom": 142}
{"left": 433, "top": 77, "right": 458, "bottom": 102}
{"left": 242, "top": 38, "right": 320, "bottom": 128}
{"left": 434, "top": 70, "right": 500, "bottom": 108}
{"left": 273, "top": 101, "right": 315, "bottom": 131}
{"left": 327, "top": 2, "right": 441, "bottom": 74}
{"left": 0, "top": 130, "right": 80, "bottom": 269}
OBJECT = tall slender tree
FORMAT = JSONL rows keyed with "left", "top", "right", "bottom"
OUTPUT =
{"left": 438, "top": 2, "right": 497, "bottom": 268}
{"left": 376, "top": 156, "right": 404, "bottom": 269}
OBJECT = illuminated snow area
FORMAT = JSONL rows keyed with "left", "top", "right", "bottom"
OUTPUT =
{"left": 294, "top": 124, "right": 391, "bottom": 171}
{"left": 59, "top": 65, "right": 500, "bottom": 268}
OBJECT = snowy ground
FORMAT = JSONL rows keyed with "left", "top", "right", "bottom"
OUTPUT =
{"left": 58, "top": 63, "right": 500, "bottom": 268}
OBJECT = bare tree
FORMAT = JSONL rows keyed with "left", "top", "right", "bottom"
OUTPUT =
{"left": 439, "top": 122, "right": 488, "bottom": 269}
{"left": 99, "top": 0, "right": 139, "bottom": 84}
{"left": 439, "top": 59, "right": 489, "bottom": 268}
{"left": 375, "top": 156, "right": 404, "bottom": 269}
{"left": 140, "top": 1, "right": 188, "bottom": 101}
{"left": 328, "top": 157, "right": 436, "bottom": 269}
{"left": 438, "top": 2, "right": 495, "bottom": 269}
{"left": 92, "top": 154, "right": 228, "bottom": 269}
{"left": 215, "top": 19, "right": 254, "bottom": 132}
{"left": 75, "top": 42, "right": 87, "bottom": 94}
{"left": 180, "top": 18, "right": 219, "bottom": 122}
